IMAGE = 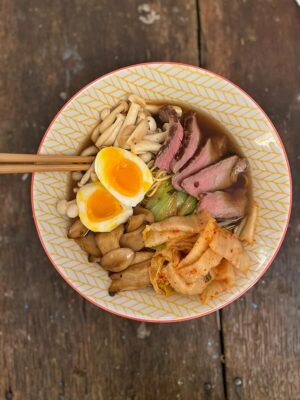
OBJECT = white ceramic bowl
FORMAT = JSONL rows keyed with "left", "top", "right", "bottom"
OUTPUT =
{"left": 31, "top": 62, "right": 292, "bottom": 322}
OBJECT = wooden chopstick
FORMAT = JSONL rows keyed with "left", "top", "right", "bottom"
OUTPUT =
{"left": 0, "top": 164, "right": 91, "bottom": 174}
{"left": 0, "top": 153, "right": 94, "bottom": 164}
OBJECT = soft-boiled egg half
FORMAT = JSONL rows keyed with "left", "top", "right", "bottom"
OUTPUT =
{"left": 76, "top": 182, "right": 133, "bottom": 232}
{"left": 95, "top": 147, "right": 153, "bottom": 207}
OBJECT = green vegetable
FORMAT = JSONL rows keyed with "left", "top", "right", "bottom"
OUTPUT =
{"left": 179, "top": 195, "right": 198, "bottom": 216}
{"left": 146, "top": 180, "right": 173, "bottom": 210}
{"left": 176, "top": 191, "right": 188, "bottom": 209}
{"left": 145, "top": 179, "right": 197, "bottom": 221}
{"left": 151, "top": 191, "right": 177, "bottom": 221}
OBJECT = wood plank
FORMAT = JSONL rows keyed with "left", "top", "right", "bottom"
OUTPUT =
{"left": 0, "top": 1, "right": 224, "bottom": 399}
{"left": 200, "top": 0, "right": 300, "bottom": 399}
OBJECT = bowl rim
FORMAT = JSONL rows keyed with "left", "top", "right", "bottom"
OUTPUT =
{"left": 31, "top": 62, "right": 292, "bottom": 323}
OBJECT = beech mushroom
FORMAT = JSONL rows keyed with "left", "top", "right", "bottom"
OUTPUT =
{"left": 90, "top": 108, "right": 111, "bottom": 143}
{"left": 139, "top": 152, "right": 153, "bottom": 163}
{"left": 71, "top": 171, "right": 83, "bottom": 182}
{"left": 126, "top": 119, "right": 148, "bottom": 146}
{"left": 137, "top": 110, "right": 149, "bottom": 123}
{"left": 116, "top": 124, "right": 136, "bottom": 149}
{"left": 145, "top": 104, "right": 161, "bottom": 114}
{"left": 145, "top": 131, "right": 168, "bottom": 143}
{"left": 95, "top": 224, "right": 124, "bottom": 255}
{"left": 95, "top": 113, "right": 125, "bottom": 148}
{"left": 109, "top": 260, "right": 151, "bottom": 295}
{"left": 147, "top": 116, "right": 157, "bottom": 132}
{"left": 128, "top": 94, "right": 146, "bottom": 108}
{"left": 57, "top": 199, "right": 79, "bottom": 218}
{"left": 173, "top": 105, "right": 182, "bottom": 117}
{"left": 115, "top": 101, "right": 141, "bottom": 146}
{"left": 100, "top": 248, "right": 135, "bottom": 272}
{"left": 75, "top": 232, "right": 101, "bottom": 257}
{"left": 131, "top": 140, "right": 161, "bottom": 154}
{"left": 120, "top": 225, "right": 145, "bottom": 251}
{"left": 91, "top": 124, "right": 101, "bottom": 143}
{"left": 80, "top": 145, "right": 99, "bottom": 156}
{"left": 78, "top": 162, "right": 95, "bottom": 187}
{"left": 98, "top": 100, "right": 128, "bottom": 134}
{"left": 90, "top": 172, "right": 98, "bottom": 182}
{"left": 68, "top": 218, "right": 89, "bottom": 239}
{"left": 100, "top": 107, "right": 111, "bottom": 120}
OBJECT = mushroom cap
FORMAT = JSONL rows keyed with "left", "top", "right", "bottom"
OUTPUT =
{"left": 120, "top": 225, "right": 145, "bottom": 251}
{"left": 68, "top": 218, "right": 89, "bottom": 239}
{"left": 95, "top": 224, "right": 124, "bottom": 255}
{"left": 101, "top": 248, "right": 135, "bottom": 272}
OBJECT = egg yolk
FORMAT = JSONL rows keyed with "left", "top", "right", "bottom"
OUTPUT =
{"left": 87, "top": 187, "right": 122, "bottom": 222}
{"left": 104, "top": 150, "right": 142, "bottom": 196}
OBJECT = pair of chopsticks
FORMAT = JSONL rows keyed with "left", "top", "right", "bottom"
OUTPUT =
{"left": 0, "top": 153, "right": 93, "bottom": 174}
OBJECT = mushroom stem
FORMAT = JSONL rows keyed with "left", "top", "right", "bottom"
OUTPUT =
{"left": 78, "top": 162, "right": 95, "bottom": 187}
{"left": 115, "top": 102, "right": 141, "bottom": 146}
{"left": 100, "top": 107, "right": 111, "bottom": 120}
{"left": 95, "top": 114, "right": 125, "bottom": 148}
{"left": 147, "top": 116, "right": 157, "bottom": 132}
{"left": 128, "top": 94, "right": 146, "bottom": 108}
{"left": 127, "top": 119, "right": 148, "bottom": 146}
{"left": 145, "top": 131, "right": 168, "bottom": 143}
{"left": 116, "top": 124, "right": 136, "bottom": 149}
{"left": 145, "top": 104, "right": 161, "bottom": 114}
{"left": 172, "top": 105, "right": 182, "bottom": 117}
{"left": 139, "top": 152, "right": 153, "bottom": 163}
{"left": 137, "top": 110, "right": 149, "bottom": 123}
{"left": 71, "top": 171, "right": 83, "bottom": 182}
{"left": 80, "top": 145, "right": 99, "bottom": 156}
{"left": 131, "top": 140, "right": 162, "bottom": 154}
{"left": 98, "top": 101, "right": 128, "bottom": 135}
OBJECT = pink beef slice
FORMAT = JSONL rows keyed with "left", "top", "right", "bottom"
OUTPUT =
{"left": 154, "top": 106, "right": 184, "bottom": 172}
{"left": 171, "top": 112, "right": 202, "bottom": 174}
{"left": 172, "top": 136, "right": 227, "bottom": 190}
{"left": 181, "top": 156, "right": 248, "bottom": 197}
{"left": 198, "top": 188, "right": 248, "bottom": 218}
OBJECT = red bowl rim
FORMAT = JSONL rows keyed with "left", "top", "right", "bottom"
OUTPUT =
{"left": 31, "top": 62, "right": 292, "bottom": 323}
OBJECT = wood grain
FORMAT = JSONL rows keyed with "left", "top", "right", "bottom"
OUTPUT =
{"left": 0, "top": 1, "right": 224, "bottom": 399}
{"left": 200, "top": 0, "right": 300, "bottom": 399}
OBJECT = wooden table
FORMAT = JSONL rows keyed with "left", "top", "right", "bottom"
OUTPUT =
{"left": 0, "top": 1, "right": 299, "bottom": 399}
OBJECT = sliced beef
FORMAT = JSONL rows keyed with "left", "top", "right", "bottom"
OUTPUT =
{"left": 159, "top": 105, "right": 177, "bottom": 123}
{"left": 154, "top": 106, "right": 184, "bottom": 171}
{"left": 172, "top": 136, "right": 227, "bottom": 190}
{"left": 171, "top": 113, "right": 202, "bottom": 173}
{"left": 198, "top": 188, "right": 248, "bottom": 218}
{"left": 181, "top": 155, "right": 248, "bottom": 197}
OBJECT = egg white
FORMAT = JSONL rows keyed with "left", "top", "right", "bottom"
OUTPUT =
{"left": 95, "top": 147, "right": 153, "bottom": 207}
{"left": 76, "top": 182, "right": 133, "bottom": 233}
